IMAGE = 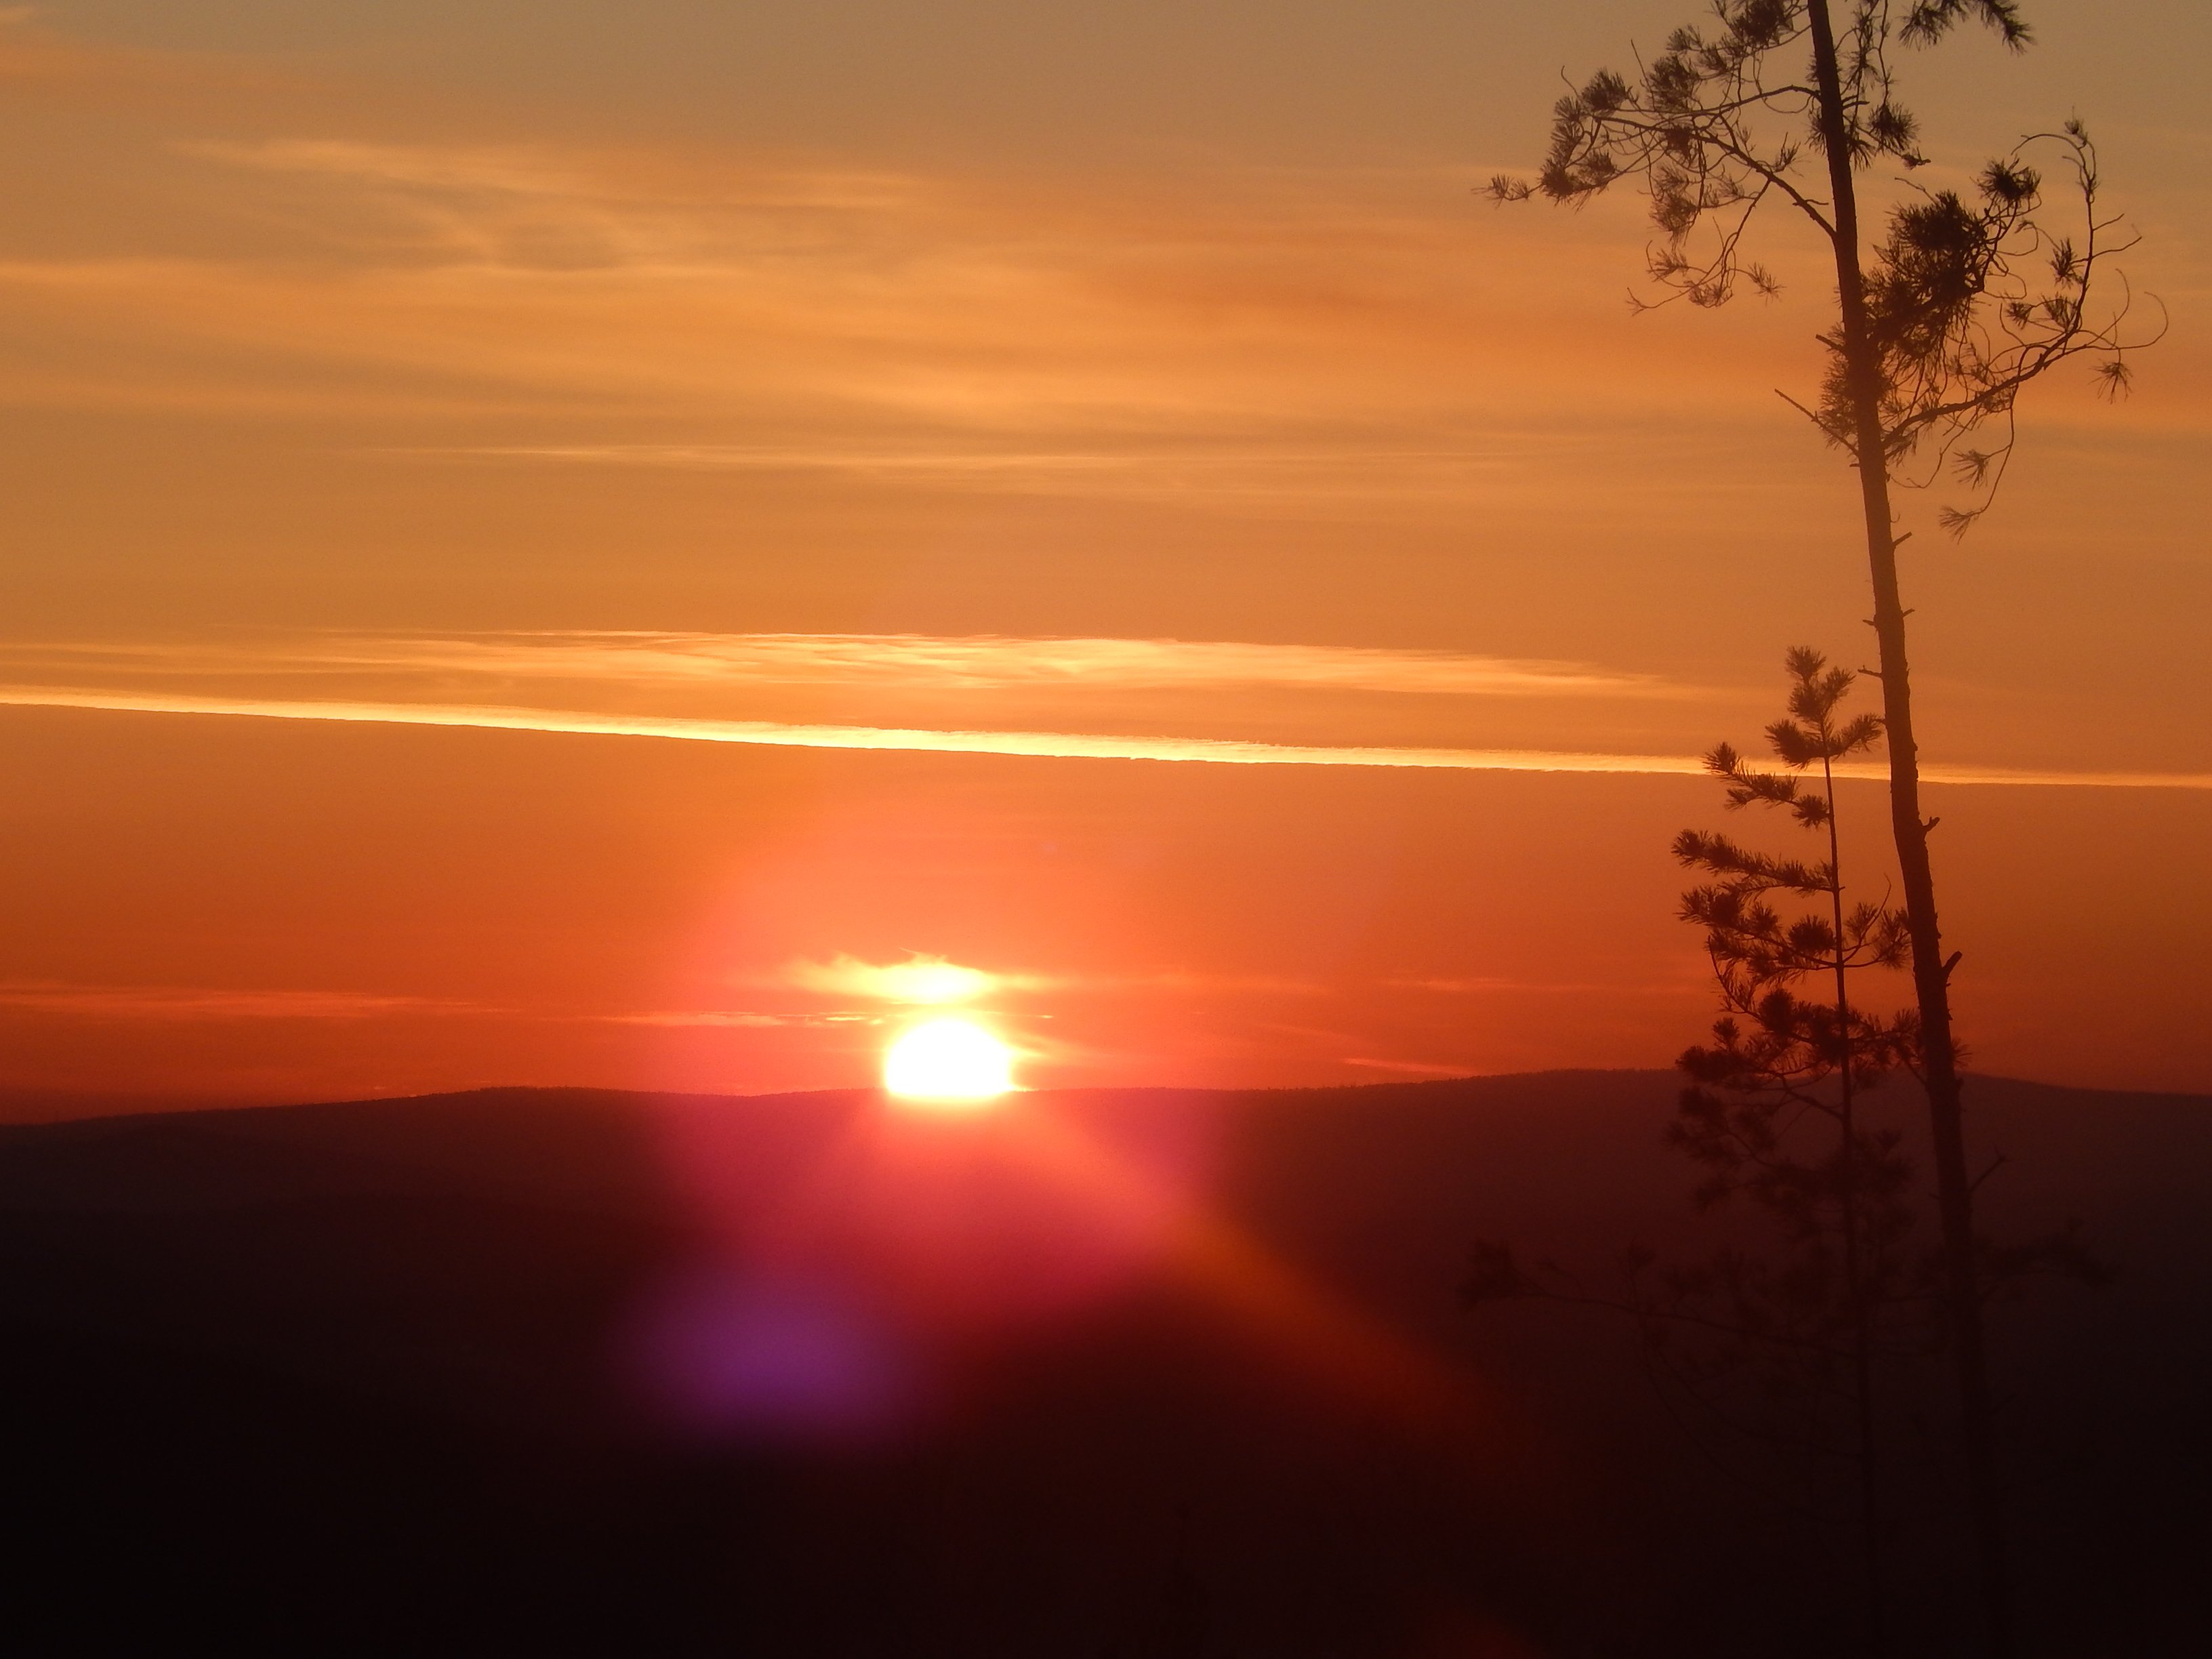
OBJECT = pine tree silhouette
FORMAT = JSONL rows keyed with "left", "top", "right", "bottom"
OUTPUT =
{"left": 1671, "top": 647, "right": 1917, "bottom": 1647}
{"left": 1470, "top": 649, "right": 1923, "bottom": 1652}
{"left": 1484, "top": 9, "right": 2159, "bottom": 1648}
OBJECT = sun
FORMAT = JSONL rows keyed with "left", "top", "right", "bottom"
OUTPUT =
{"left": 882, "top": 1017, "right": 1017, "bottom": 1107}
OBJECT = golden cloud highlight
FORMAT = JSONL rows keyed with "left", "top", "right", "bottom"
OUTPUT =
{"left": 782, "top": 954, "right": 1001, "bottom": 1005}
{"left": 3, "top": 685, "right": 2208, "bottom": 790}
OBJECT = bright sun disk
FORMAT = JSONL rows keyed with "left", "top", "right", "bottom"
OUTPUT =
{"left": 883, "top": 1017, "right": 1017, "bottom": 1106}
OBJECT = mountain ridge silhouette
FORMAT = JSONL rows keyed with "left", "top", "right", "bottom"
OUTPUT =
{"left": 2, "top": 1071, "right": 2202, "bottom": 1654}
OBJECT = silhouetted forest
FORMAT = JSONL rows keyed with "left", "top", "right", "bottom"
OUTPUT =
{"left": 0, "top": 1074, "right": 2203, "bottom": 1656}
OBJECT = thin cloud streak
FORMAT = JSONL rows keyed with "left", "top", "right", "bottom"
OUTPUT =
{"left": 1389, "top": 975, "right": 1701, "bottom": 996}
{"left": 0, "top": 131, "right": 1858, "bottom": 465}
{"left": 767, "top": 956, "right": 1322, "bottom": 1003}
{"left": 3, "top": 686, "right": 2207, "bottom": 790}
{"left": 781, "top": 954, "right": 1002, "bottom": 1004}
{"left": 602, "top": 1009, "right": 871, "bottom": 1029}
{"left": 409, "top": 441, "right": 1600, "bottom": 505}
{"left": 3, "top": 632, "right": 1666, "bottom": 699}
{"left": 0, "top": 981, "right": 483, "bottom": 1020}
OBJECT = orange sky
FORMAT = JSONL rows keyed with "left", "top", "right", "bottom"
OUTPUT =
{"left": 3, "top": 1, "right": 2207, "bottom": 1111}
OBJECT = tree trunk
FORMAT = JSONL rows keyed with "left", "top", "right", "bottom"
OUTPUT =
{"left": 1822, "top": 750, "right": 1886, "bottom": 1651}
{"left": 1803, "top": 5, "right": 2011, "bottom": 1654}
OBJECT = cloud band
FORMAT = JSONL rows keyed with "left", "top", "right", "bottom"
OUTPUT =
{"left": 2, "top": 686, "right": 2205, "bottom": 790}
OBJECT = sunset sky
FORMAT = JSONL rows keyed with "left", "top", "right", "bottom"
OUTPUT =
{"left": 3, "top": 0, "right": 2207, "bottom": 1111}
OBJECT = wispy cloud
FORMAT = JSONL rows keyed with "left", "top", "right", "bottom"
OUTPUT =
{"left": 0, "top": 981, "right": 483, "bottom": 1020}
{"left": 4, "top": 684, "right": 2207, "bottom": 789}
{"left": 401, "top": 436, "right": 1629, "bottom": 506}
{"left": 1080, "top": 972, "right": 1324, "bottom": 997}
{"left": 1, "top": 128, "right": 1856, "bottom": 481}
{"left": 5, "top": 108, "right": 2200, "bottom": 523}
{"left": 171, "top": 138, "right": 947, "bottom": 282}
{"left": 758, "top": 956, "right": 1310, "bottom": 1006}
{"left": 184, "top": 138, "right": 937, "bottom": 230}
{"left": 0, "top": 979, "right": 895, "bottom": 1031}
{"left": 0, "top": 15, "right": 296, "bottom": 108}
{"left": 0, "top": 631, "right": 1666, "bottom": 699}
{"left": 779, "top": 954, "right": 1004, "bottom": 1005}
{"left": 1388, "top": 975, "right": 1702, "bottom": 996}
{"left": 600, "top": 1008, "right": 874, "bottom": 1029}
{"left": 0, "top": 685, "right": 1713, "bottom": 774}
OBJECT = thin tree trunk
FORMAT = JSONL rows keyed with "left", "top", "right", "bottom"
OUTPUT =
{"left": 1822, "top": 749, "right": 1885, "bottom": 1652}
{"left": 1803, "top": 5, "right": 2011, "bottom": 1654}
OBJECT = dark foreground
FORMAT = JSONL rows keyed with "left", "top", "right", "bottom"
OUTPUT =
{"left": 0, "top": 1071, "right": 2204, "bottom": 1656}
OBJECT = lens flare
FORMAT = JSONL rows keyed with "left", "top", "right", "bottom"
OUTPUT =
{"left": 883, "top": 1017, "right": 1015, "bottom": 1105}
{"left": 622, "top": 1267, "right": 909, "bottom": 1442}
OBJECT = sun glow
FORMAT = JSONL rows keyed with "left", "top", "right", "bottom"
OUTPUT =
{"left": 882, "top": 1017, "right": 1017, "bottom": 1106}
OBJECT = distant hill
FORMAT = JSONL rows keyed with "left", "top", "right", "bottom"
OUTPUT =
{"left": 0, "top": 1072, "right": 2203, "bottom": 1656}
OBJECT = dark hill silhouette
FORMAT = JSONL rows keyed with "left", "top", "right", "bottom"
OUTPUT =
{"left": 0, "top": 1072, "right": 2202, "bottom": 1656}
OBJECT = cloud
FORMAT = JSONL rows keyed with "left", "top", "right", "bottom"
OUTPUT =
{"left": 0, "top": 131, "right": 1849, "bottom": 475}
{"left": 403, "top": 435, "right": 1641, "bottom": 508}
{"left": 0, "top": 16, "right": 295, "bottom": 108}
{"left": 186, "top": 138, "right": 931, "bottom": 218}
{"left": 1081, "top": 972, "right": 1323, "bottom": 997}
{"left": 781, "top": 955, "right": 1002, "bottom": 1005}
{"left": 172, "top": 139, "right": 927, "bottom": 277}
{"left": 0, "top": 980, "right": 890, "bottom": 1029}
{"left": 9, "top": 121, "right": 2202, "bottom": 497}
{"left": 602, "top": 1008, "right": 872, "bottom": 1028}
{"left": 0, "top": 981, "right": 481, "bottom": 1020}
{"left": 0, "top": 630, "right": 1668, "bottom": 700}
{"left": 3, "top": 684, "right": 2208, "bottom": 789}
{"left": 1388, "top": 975, "right": 1700, "bottom": 996}
{"left": 0, "top": 684, "right": 1711, "bottom": 774}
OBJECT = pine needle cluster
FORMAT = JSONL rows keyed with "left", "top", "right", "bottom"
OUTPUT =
{"left": 1488, "top": 1, "right": 2154, "bottom": 534}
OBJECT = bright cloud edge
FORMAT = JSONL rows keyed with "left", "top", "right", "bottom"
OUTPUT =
{"left": 1, "top": 687, "right": 2205, "bottom": 790}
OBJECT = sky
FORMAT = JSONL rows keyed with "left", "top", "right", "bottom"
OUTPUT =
{"left": 2, "top": 0, "right": 2207, "bottom": 1111}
